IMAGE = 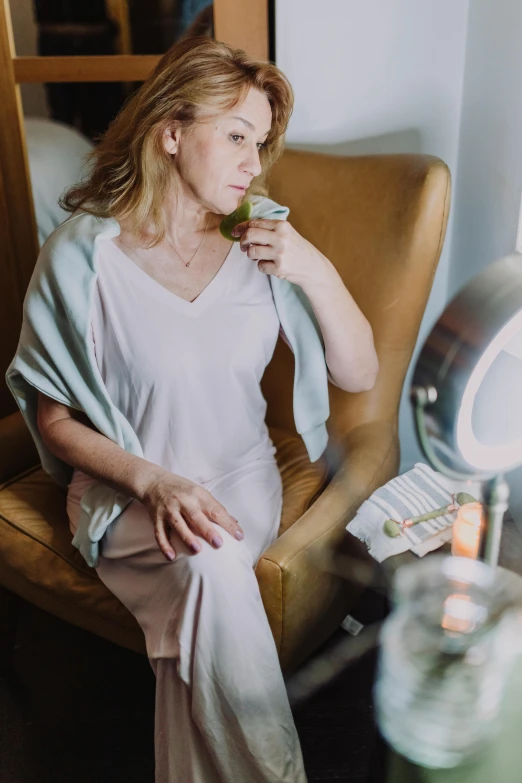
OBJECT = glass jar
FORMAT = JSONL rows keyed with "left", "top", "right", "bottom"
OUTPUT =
{"left": 374, "top": 555, "right": 522, "bottom": 769}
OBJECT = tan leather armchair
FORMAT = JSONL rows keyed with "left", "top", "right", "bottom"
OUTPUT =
{"left": 0, "top": 150, "right": 450, "bottom": 675}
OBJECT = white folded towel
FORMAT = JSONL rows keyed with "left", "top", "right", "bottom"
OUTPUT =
{"left": 347, "top": 463, "right": 481, "bottom": 562}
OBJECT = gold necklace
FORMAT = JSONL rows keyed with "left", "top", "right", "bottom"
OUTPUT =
{"left": 166, "top": 216, "right": 210, "bottom": 268}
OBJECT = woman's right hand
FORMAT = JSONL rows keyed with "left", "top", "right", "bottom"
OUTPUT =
{"left": 35, "top": 393, "right": 243, "bottom": 562}
{"left": 142, "top": 470, "right": 244, "bottom": 561}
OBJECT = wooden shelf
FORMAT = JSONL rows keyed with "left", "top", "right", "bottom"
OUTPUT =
{"left": 13, "top": 54, "right": 161, "bottom": 83}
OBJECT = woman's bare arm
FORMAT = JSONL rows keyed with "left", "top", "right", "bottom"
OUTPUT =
{"left": 234, "top": 218, "right": 379, "bottom": 393}
{"left": 37, "top": 392, "right": 162, "bottom": 500}
{"left": 298, "top": 266, "right": 379, "bottom": 393}
{"left": 37, "top": 392, "right": 244, "bottom": 559}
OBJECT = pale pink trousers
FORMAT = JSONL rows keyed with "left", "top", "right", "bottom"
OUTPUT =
{"left": 68, "top": 462, "right": 308, "bottom": 783}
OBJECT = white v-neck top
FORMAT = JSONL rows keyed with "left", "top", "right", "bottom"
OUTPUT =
{"left": 79, "top": 236, "right": 281, "bottom": 485}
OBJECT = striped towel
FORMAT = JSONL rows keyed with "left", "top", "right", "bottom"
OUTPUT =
{"left": 347, "top": 463, "right": 481, "bottom": 562}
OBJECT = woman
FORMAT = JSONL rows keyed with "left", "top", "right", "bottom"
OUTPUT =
{"left": 8, "top": 37, "right": 378, "bottom": 783}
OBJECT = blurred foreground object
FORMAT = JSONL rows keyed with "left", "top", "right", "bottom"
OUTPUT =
{"left": 375, "top": 555, "right": 522, "bottom": 770}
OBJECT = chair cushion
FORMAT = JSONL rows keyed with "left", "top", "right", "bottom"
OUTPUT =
{"left": 271, "top": 428, "right": 328, "bottom": 535}
{"left": 0, "top": 428, "right": 328, "bottom": 652}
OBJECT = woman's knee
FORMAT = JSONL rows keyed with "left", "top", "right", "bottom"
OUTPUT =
{"left": 185, "top": 525, "right": 254, "bottom": 582}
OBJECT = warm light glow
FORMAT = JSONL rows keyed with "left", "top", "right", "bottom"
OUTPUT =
{"left": 456, "top": 309, "right": 522, "bottom": 470}
{"left": 451, "top": 503, "right": 484, "bottom": 560}
{"left": 441, "top": 591, "right": 488, "bottom": 634}
{"left": 442, "top": 594, "right": 474, "bottom": 633}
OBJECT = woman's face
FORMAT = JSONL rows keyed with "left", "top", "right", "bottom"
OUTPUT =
{"left": 164, "top": 87, "right": 273, "bottom": 218}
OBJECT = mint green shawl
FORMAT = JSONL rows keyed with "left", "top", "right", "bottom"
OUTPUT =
{"left": 6, "top": 196, "right": 329, "bottom": 567}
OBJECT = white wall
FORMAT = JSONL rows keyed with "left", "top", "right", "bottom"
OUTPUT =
{"left": 449, "top": 0, "right": 522, "bottom": 524}
{"left": 450, "top": 0, "right": 522, "bottom": 294}
{"left": 276, "top": 0, "right": 470, "bottom": 470}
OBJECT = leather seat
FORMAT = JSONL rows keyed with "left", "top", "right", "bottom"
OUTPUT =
{"left": 0, "top": 423, "right": 327, "bottom": 656}
{"left": 0, "top": 150, "right": 451, "bottom": 674}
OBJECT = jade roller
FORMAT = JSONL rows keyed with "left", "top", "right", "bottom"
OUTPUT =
{"left": 383, "top": 492, "right": 479, "bottom": 538}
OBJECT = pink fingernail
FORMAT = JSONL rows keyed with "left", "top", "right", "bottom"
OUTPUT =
{"left": 167, "top": 552, "right": 175, "bottom": 561}
{"left": 190, "top": 541, "right": 202, "bottom": 553}
{"left": 235, "top": 530, "right": 244, "bottom": 540}
{"left": 212, "top": 535, "right": 223, "bottom": 548}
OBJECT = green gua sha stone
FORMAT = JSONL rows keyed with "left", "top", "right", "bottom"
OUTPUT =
{"left": 219, "top": 200, "right": 253, "bottom": 241}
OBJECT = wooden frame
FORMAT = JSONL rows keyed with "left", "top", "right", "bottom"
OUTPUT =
{"left": 0, "top": 0, "right": 269, "bottom": 417}
{"left": 105, "top": 0, "right": 133, "bottom": 55}
{"left": 13, "top": 55, "right": 162, "bottom": 83}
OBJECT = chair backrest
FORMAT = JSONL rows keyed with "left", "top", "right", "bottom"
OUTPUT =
{"left": 261, "top": 150, "right": 451, "bottom": 440}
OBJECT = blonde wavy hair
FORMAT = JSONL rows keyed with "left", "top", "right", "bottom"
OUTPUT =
{"left": 60, "top": 36, "right": 294, "bottom": 245}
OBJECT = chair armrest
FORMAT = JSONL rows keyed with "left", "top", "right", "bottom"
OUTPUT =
{"left": 256, "top": 420, "right": 400, "bottom": 674}
{"left": 0, "top": 412, "right": 40, "bottom": 486}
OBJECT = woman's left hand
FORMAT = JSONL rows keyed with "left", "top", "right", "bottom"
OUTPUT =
{"left": 233, "top": 217, "right": 379, "bottom": 393}
{"left": 231, "top": 218, "right": 327, "bottom": 288}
